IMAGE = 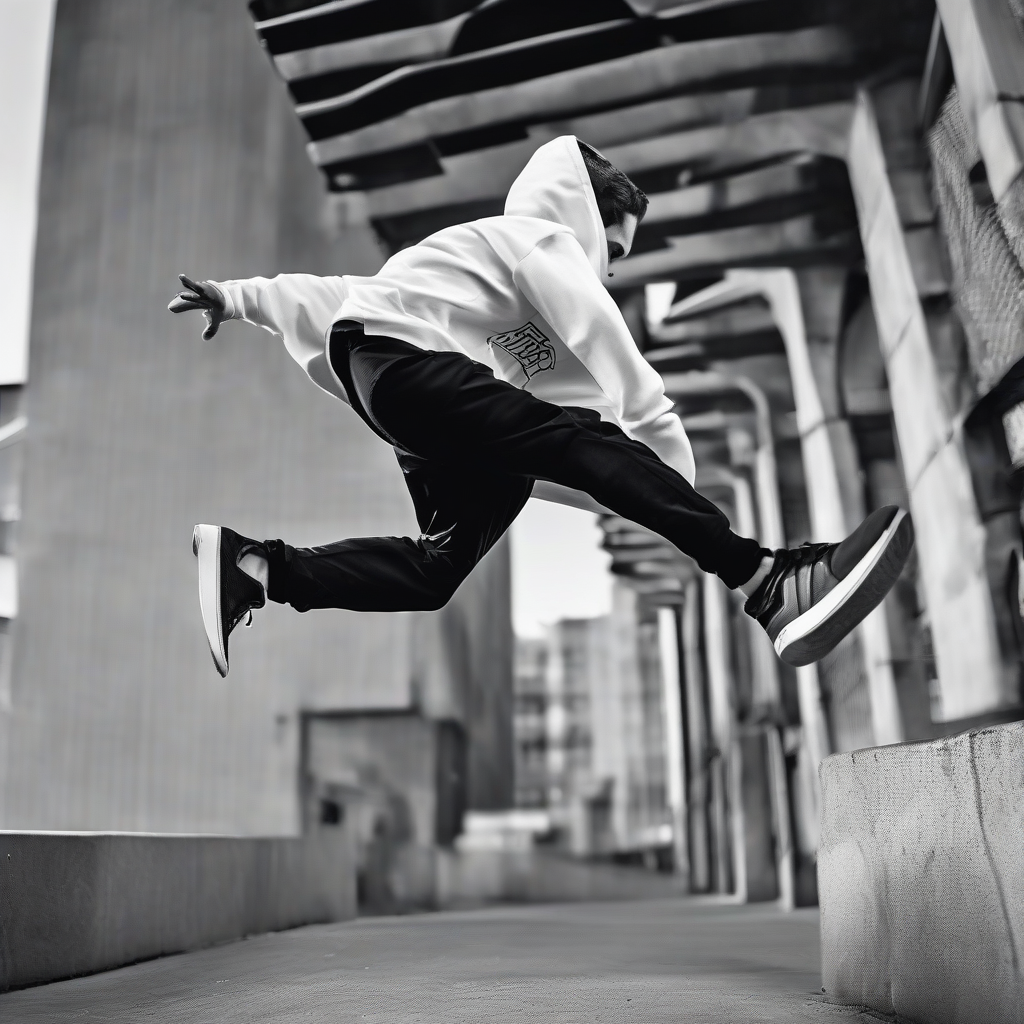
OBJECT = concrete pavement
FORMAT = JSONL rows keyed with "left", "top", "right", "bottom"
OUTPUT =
{"left": 1, "top": 898, "right": 877, "bottom": 1023}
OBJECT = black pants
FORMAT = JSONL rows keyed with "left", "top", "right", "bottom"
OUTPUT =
{"left": 263, "top": 327, "right": 763, "bottom": 612}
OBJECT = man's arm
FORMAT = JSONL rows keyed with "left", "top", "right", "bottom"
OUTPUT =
{"left": 168, "top": 272, "right": 352, "bottom": 400}
{"left": 514, "top": 233, "right": 696, "bottom": 485}
{"left": 170, "top": 273, "right": 347, "bottom": 346}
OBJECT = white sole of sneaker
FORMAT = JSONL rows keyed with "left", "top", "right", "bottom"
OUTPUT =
{"left": 193, "top": 524, "right": 228, "bottom": 677}
{"left": 774, "top": 509, "right": 914, "bottom": 667}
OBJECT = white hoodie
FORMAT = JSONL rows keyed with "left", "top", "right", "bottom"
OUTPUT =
{"left": 212, "top": 135, "right": 695, "bottom": 486}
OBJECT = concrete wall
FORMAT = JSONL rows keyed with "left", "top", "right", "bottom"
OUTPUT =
{"left": 0, "top": 829, "right": 355, "bottom": 992}
{"left": 0, "top": 0, "right": 513, "bottom": 833}
{"left": 818, "top": 722, "right": 1023, "bottom": 1024}
{"left": 412, "top": 546, "right": 514, "bottom": 812}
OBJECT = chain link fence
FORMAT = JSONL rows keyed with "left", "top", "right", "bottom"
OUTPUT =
{"left": 927, "top": 87, "right": 1024, "bottom": 415}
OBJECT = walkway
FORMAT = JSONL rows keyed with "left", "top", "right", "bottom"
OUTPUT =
{"left": 3, "top": 898, "right": 877, "bottom": 1022}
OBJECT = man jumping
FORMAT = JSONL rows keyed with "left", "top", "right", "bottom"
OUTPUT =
{"left": 169, "top": 136, "right": 913, "bottom": 677}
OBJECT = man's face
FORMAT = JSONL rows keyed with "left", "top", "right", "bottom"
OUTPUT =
{"left": 606, "top": 212, "right": 639, "bottom": 264}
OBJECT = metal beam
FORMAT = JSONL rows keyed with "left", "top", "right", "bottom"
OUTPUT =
{"left": 657, "top": 299, "right": 774, "bottom": 337}
{"left": 365, "top": 101, "right": 854, "bottom": 220}
{"left": 309, "top": 27, "right": 853, "bottom": 173}
{"left": 609, "top": 214, "right": 859, "bottom": 287}
{"left": 638, "top": 156, "right": 816, "bottom": 227}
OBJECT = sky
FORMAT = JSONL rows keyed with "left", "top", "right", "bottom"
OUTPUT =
{"left": 0, "top": 1, "right": 613, "bottom": 637}
{"left": 0, "top": 0, "right": 55, "bottom": 385}
{"left": 511, "top": 501, "right": 612, "bottom": 638}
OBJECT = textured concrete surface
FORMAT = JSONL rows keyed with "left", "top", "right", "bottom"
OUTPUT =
{"left": 0, "top": 898, "right": 880, "bottom": 1023}
{"left": 2, "top": 0, "right": 512, "bottom": 837}
{"left": 0, "top": 830, "right": 355, "bottom": 992}
{"left": 819, "top": 722, "right": 1023, "bottom": 1024}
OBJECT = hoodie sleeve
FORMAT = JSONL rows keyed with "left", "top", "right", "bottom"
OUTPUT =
{"left": 513, "top": 233, "right": 696, "bottom": 485}
{"left": 212, "top": 274, "right": 347, "bottom": 350}
{"left": 208, "top": 274, "right": 351, "bottom": 402}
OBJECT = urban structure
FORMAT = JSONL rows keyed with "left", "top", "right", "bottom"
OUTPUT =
{"left": 0, "top": 0, "right": 1021, "bottom": 981}
{"left": 513, "top": 594, "right": 678, "bottom": 865}
{"left": 0, "top": 1, "right": 514, "bottom": 910}
{"left": 234, "top": 0, "right": 1024, "bottom": 908}
{"left": 1, "top": 2, "right": 1022, "bottom": 1018}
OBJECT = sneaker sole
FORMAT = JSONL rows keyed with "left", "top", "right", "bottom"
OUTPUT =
{"left": 775, "top": 509, "right": 914, "bottom": 667}
{"left": 193, "top": 524, "right": 228, "bottom": 677}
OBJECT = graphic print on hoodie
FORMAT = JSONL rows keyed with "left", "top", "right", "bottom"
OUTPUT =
{"left": 212, "top": 135, "right": 695, "bottom": 484}
{"left": 487, "top": 321, "right": 556, "bottom": 383}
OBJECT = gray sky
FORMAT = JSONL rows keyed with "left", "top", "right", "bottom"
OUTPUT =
{"left": 0, "top": 0, "right": 55, "bottom": 385}
{"left": 512, "top": 502, "right": 611, "bottom": 638}
{"left": 0, "top": 1, "right": 611, "bottom": 636}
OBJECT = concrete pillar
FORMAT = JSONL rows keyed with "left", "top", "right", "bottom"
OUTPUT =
{"left": 732, "top": 267, "right": 904, "bottom": 749}
{"left": 848, "top": 86, "right": 1008, "bottom": 719}
{"left": 657, "top": 606, "right": 687, "bottom": 877}
{"left": 765, "top": 725, "right": 795, "bottom": 910}
{"left": 934, "top": 0, "right": 1024, "bottom": 204}
{"left": 681, "top": 580, "right": 711, "bottom": 892}
{"left": 697, "top": 464, "right": 780, "bottom": 714}
{"left": 664, "top": 371, "right": 786, "bottom": 712}
{"left": 663, "top": 370, "right": 806, "bottom": 891}
{"left": 663, "top": 276, "right": 901, "bottom": 749}
{"left": 697, "top": 465, "right": 793, "bottom": 904}
{"left": 702, "top": 571, "right": 738, "bottom": 895}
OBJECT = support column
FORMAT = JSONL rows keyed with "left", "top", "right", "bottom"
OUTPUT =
{"left": 698, "top": 465, "right": 792, "bottom": 904}
{"left": 935, "top": 0, "right": 1024, "bottom": 204}
{"left": 702, "top": 572, "right": 739, "bottom": 897}
{"left": 848, "top": 86, "right": 1007, "bottom": 719}
{"left": 681, "top": 580, "right": 711, "bottom": 892}
{"left": 733, "top": 267, "right": 904, "bottom": 749}
{"left": 657, "top": 606, "right": 688, "bottom": 878}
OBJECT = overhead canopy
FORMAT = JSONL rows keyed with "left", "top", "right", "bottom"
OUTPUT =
{"left": 246, "top": 0, "right": 933, "bottom": 589}
{"left": 249, "top": 0, "right": 934, "bottom": 280}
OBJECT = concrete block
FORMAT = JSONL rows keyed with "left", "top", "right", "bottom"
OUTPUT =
{"left": 818, "top": 722, "right": 1023, "bottom": 1024}
{"left": 0, "top": 830, "right": 355, "bottom": 991}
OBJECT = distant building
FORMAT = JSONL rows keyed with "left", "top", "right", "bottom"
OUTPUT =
{"left": 512, "top": 637, "right": 547, "bottom": 810}
{"left": 512, "top": 584, "right": 673, "bottom": 860}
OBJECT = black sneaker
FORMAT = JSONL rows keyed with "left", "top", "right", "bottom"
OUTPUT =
{"left": 745, "top": 506, "right": 914, "bottom": 667}
{"left": 192, "top": 524, "right": 266, "bottom": 677}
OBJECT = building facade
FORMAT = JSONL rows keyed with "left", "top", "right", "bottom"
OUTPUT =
{"left": 513, "top": 588, "right": 674, "bottom": 861}
{"left": 0, "top": 2, "right": 514, "bottom": 856}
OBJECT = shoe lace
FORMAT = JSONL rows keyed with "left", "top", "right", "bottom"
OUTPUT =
{"left": 747, "top": 541, "right": 832, "bottom": 617}
{"left": 774, "top": 541, "right": 832, "bottom": 573}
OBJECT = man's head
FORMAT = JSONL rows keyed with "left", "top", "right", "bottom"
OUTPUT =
{"left": 577, "top": 140, "right": 648, "bottom": 264}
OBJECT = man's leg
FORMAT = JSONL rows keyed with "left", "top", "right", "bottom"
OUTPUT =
{"left": 335, "top": 329, "right": 914, "bottom": 668}
{"left": 263, "top": 454, "right": 533, "bottom": 613}
{"left": 336, "top": 329, "right": 763, "bottom": 589}
{"left": 193, "top": 455, "right": 531, "bottom": 674}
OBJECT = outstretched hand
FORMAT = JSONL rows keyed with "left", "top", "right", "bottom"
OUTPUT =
{"left": 168, "top": 274, "right": 226, "bottom": 340}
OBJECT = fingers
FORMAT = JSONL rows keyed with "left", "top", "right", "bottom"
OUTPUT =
{"left": 175, "top": 274, "right": 214, "bottom": 307}
{"left": 201, "top": 307, "right": 223, "bottom": 340}
{"left": 172, "top": 273, "right": 223, "bottom": 340}
{"left": 168, "top": 294, "right": 205, "bottom": 313}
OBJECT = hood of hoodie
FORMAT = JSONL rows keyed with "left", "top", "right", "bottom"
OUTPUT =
{"left": 504, "top": 135, "right": 608, "bottom": 282}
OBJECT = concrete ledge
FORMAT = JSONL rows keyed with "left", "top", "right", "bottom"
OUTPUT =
{"left": 0, "top": 830, "right": 355, "bottom": 991}
{"left": 818, "top": 722, "right": 1023, "bottom": 1024}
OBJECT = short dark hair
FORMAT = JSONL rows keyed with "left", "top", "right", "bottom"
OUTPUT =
{"left": 577, "top": 140, "right": 648, "bottom": 228}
